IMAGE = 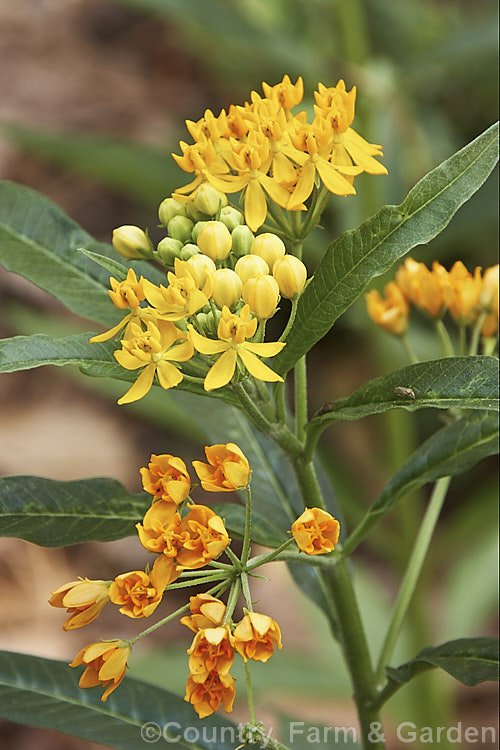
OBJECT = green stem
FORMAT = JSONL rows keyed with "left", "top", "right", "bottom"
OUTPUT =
{"left": 240, "top": 573, "right": 253, "bottom": 611}
{"left": 225, "top": 546, "right": 242, "bottom": 569}
{"left": 130, "top": 581, "right": 230, "bottom": 644}
{"left": 223, "top": 578, "right": 241, "bottom": 625}
{"left": 400, "top": 334, "right": 419, "bottom": 363}
{"left": 299, "top": 185, "right": 330, "bottom": 238}
{"left": 469, "top": 311, "right": 487, "bottom": 355}
{"left": 279, "top": 295, "right": 300, "bottom": 342}
{"left": 458, "top": 322, "right": 467, "bottom": 356}
{"left": 435, "top": 319, "right": 455, "bottom": 357}
{"left": 244, "top": 660, "right": 257, "bottom": 725}
{"left": 274, "top": 381, "right": 287, "bottom": 424}
{"left": 266, "top": 200, "right": 293, "bottom": 236}
{"left": 246, "top": 538, "right": 295, "bottom": 571}
{"left": 241, "top": 486, "right": 253, "bottom": 566}
{"left": 294, "top": 355, "right": 308, "bottom": 442}
{"left": 292, "top": 456, "right": 327, "bottom": 511}
{"left": 374, "top": 476, "right": 451, "bottom": 685}
{"left": 232, "top": 382, "right": 275, "bottom": 435}
{"left": 166, "top": 573, "right": 230, "bottom": 590}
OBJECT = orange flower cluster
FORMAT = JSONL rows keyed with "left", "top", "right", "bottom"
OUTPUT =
{"left": 366, "top": 259, "right": 499, "bottom": 339}
{"left": 172, "top": 75, "right": 386, "bottom": 231}
{"left": 182, "top": 594, "right": 282, "bottom": 718}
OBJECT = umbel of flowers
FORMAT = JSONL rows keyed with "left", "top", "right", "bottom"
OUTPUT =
{"left": 89, "top": 75, "right": 387, "bottom": 405}
{"left": 49, "top": 443, "right": 340, "bottom": 715}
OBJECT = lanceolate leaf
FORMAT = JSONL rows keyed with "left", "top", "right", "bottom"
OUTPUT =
{"left": 274, "top": 122, "right": 499, "bottom": 375}
{"left": 344, "top": 411, "right": 499, "bottom": 554}
{"left": 385, "top": 637, "right": 499, "bottom": 688}
{"left": 0, "top": 651, "right": 238, "bottom": 750}
{"left": 0, "top": 181, "right": 163, "bottom": 326}
{"left": 307, "top": 357, "right": 499, "bottom": 430}
{"left": 0, "top": 476, "right": 149, "bottom": 546}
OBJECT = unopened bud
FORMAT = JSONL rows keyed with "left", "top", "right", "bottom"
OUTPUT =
{"left": 231, "top": 225, "right": 255, "bottom": 258}
{"left": 154, "top": 237, "right": 183, "bottom": 266}
{"left": 167, "top": 216, "right": 194, "bottom": 244}
{"left": 273, "top": 255, "right": 307, "bottom": 298}
{"left": 197, "top": 221, "right": 232, "bottom": 261}
{"left": 235, "top": 254, "right": 269, "bottom": 285}
{"left": 180, "top": 243, "right": 201, "bottom": 261}
{"left": 112, "top": 225, "right": 154, "bottom": 259}
{"left": 220, "top": 206, "right": 244, "bottom": 232}
{"left": 192, "top": 221, "right": 208, "bottom": 244}
{"left": 193, "top": 184, "right": 228, "bottom": 217}
{"left": 158, "top": 197, "right": 188, "bottom": 226}
{"left": 185, "top": 202, "right": 208, "bottom": 222}
{"left": 212, "top": 268, "right": 243, "bottom": 309}
{"left": 187, "top": 254, "right": 216, "bottom": 287}
{"left": 242, "top": 274, "right": 280, "bottom": 319}
{"left": 251, "top": 233, "right": 285, "bottom": 270}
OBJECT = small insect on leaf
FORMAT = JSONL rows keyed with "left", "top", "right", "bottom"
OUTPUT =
{"left": 394, "top": 386, "right": 416, "bottom": 400}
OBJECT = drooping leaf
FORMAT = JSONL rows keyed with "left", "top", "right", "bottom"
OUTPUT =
{"left": 344, "top": 411, "right": 499, "bottom": 554}
{"left": 0, "top": 651, "right": 238, "bottom": 750}
{"left": 385, "top": 637, "right": 499, "bottom": 688}
{"left": 0, "top": 476, "right": 148, "bottom": 547}
{"left": 308, "top": 357, "right": 499, "bottom": 430}
{"left": 0, "top": 181, "right": 163, "bottom": 325}
{"left": 274, "top": 122, "right": 499, "bottom": 374}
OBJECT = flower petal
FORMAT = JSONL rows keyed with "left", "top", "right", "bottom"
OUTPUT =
{"left": 117, "top": 364, "right": 156, "bottom": 404}
{"left": 287, "top": 160, "right": 315, "bottom": 209}
{"left": 244, "top": 179, "right": 268, "bottom": 232}
{"left": 316, "top": 159, "right": 356, "bottom": 195}
{"left": 204, "top": 349, "right": 238, "bottom": 391}
{"left": 156, "top": 360, "right": 183, "bottom": 390}
{"left": 188, "top": 325, "right": 228, "bottom": 355}
{"left": 242, "top": 341, "right": 285, "bottom": 357}
{"left": 238, "top": 348, "right": 283, "bottom": 382}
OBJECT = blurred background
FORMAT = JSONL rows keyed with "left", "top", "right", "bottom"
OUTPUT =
{"left": 0, "top": 0, "right": 498, "bottom": 748}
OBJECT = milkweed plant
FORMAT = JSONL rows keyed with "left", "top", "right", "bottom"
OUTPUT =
{"left": 0, "top": 76, "right": 498, "bottom": 750}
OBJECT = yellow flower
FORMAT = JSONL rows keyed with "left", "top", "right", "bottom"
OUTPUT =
{"left": 140, "top": 453, "right": 191, "bottom": 505}
{"left": 291, "top": 507, "right": 340, "bottom": 555}
{"left": 273, "top": 254, "right": 308, "bottom": 298}
{"left": 197, "top": 221, "right": 232, "bottom": 262}
{"left": 235, "top": 254, "right": 270, "bottom": 285}
{"left": 180, "top": 594, "right": 227, "bottom": 633}
{"left": 211, "top": 268, "right": 243, "bottom": 309}
{"left": 395, "top": 258, "right": 447, "bottom": 318}
{"left": 233, "top": 612, "right": 282, "bottom": 663}
{"left": 136, "top": 500, "right": 187, "bottom": 560}
{"left": 114, "top": 318, "right": 193, "bottom": 404}
{"left": 188, "top": 304, "right": 285, "bottom": 391}
{"left": 69, "top": 640, "right": 131, "bottom": 702}
{"left": 109, "top": 555, "right": 174, "bottom": 618}
{"left": 242, "top": 274, "right": 280, "bottom": 320}
{"left": 441, "top": 261, "right": 482, "bottom": 324}
{"left": 262, "top": 74, "right": 304, "bottom": 111}
{"left": 48, "top": 579, "right": 110, "bottom": 631}
{"left": 142, "top": 259, "right": 212, "bottom": 321}
{"left": 185, "top": 670, "right": 235, "bottom": 718}
{"left": 187, "top": 626, "right": 235, "bottom": 682}
{"left": 192, "top": 442, "right": 250, "bottom": 492}
{"left": 89, "top": 269, "right": 157, "bottom": 344}
{"left": 172, "top": 136, "right": 239, "bottom": 197}
{"left": 176, "top": 504, "right": 231, "bottom": 569}
{"left": 365, "top": 281, "right": 409, "bottom": 336}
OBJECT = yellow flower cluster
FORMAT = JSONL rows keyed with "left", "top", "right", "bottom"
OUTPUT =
{"left": 366, "top": 259, "right": 499, "bottom": 339}
{"left": 182, "top": 593, "right": 281, "bottom": 718}
{"left": 172, "top": 75, "right": 386, "bottom": 231}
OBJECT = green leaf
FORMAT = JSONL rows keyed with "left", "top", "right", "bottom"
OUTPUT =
{"left": 78, "top": 247, "right": 130, "bottom": 280}
{"left": 0, "top": 651, "right": 238, "bottom": 750}
{"left": 344, "top": 411, "right": 499, "bottom": 554}
{"left": 1, "top": 125, "right": 182, "bottom": 206}
{"left": 385, "top": 637, "right": 499, "bottom": 688}
{"left": 212, "top": 502, "right": 287, "bottom": 548}
{"left": 307, "top": 357, "right": 499, "bottom": 430}
{"left": 274, "top": 122, "right": 499, "bottom": 374}
{"left": 0, "top": 181, "right": 163, "bottom": 325}
{"left": 0, "top": 476, "right": 148, "bottom": 546}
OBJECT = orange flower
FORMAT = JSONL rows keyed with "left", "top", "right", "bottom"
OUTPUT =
{"left": 185, "top": 670, "right": 236, "bottom": 718}
{"left": 109, "top": 556, "right": 175, "bottom": 618}
{"left": 395, "top": 258, "right": 447, "bottom": 318}
{"left": 136, "top": 500, "right": 187, "bottom": 563}
{"left": 176, "top": 504, "right": 231, "bottom": 569}
{"left": 441, "top": 261, "right": 482, "bottom": 324}
{"left": 192, "top": 443, "right": 250, "bottom": 492}
{"left": 49, "top": 579, "right": 110, "bottom": 631}
{"left": 291, "top": 507, "right": 340, "bottom": 555}
{"left": 233, "top": 612, "right": 282, "bottom": 663}
{"left": 69, "top": 640, "right": 131, "bottom": 702}
{"left": 187, "top": 626, "right": 235, "bottom": 682}
{"left": 365, "top": 281, "right": 409, "bottom": 336}
{"left": 481, "top": 265, "right": 499, "bottom": 337}
{"left": 140, "top": 453, "right": 191, "bottom": 505}
{"left": 180, "top": 594, "right": 227, "bottom": 633}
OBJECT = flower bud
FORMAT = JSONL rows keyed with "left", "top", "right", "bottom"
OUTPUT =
{"left": 187, "top": 254, "right": 216, "bottom": 287}
{"left": 231, "top": 225, "right": 255, "bottom": 258}
{"left": 220, "top": 206, "right": 244, "bottom": 232}
{"left": 112, "top": 226, "right": 154, "bottom": 260}
{"left": 167, "top": 215, "right": 194, "bottom": 244}
{"left": 250, "top": 233, "right": 285, "bottom": 270}
{"left": 185, "top": 202, "right": 208, "bottom": 222}
{"left": 235, "top": 254, "right": 269, "bottom": 285}
{"left": 212, "top": 268, "right": 243, "bottom": 309}
{"left": 154, "top": 237, "right": 183, "bottom": 266}
{"left": 197, "top": 221, "right": 232, "bottom": 261}
{"left": 273, "top": 254, "right": 307, "bottom": 298}
{"left": 193, "top": 184, "right": 228, "bottom": 217}
{"left": 158, "top": 197, "right": 188, "bottom": 226}
{"left": 191, "top": 221, "right": 208, "bottom": 244}
{"left": 242, "top": 274, "right": 279, "bottom": 319}
{"left": 197, "top": 309, "right": 221, "bottom": 337}
{"left": 180, "top": 243, "right": 201, "bottom": 261}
